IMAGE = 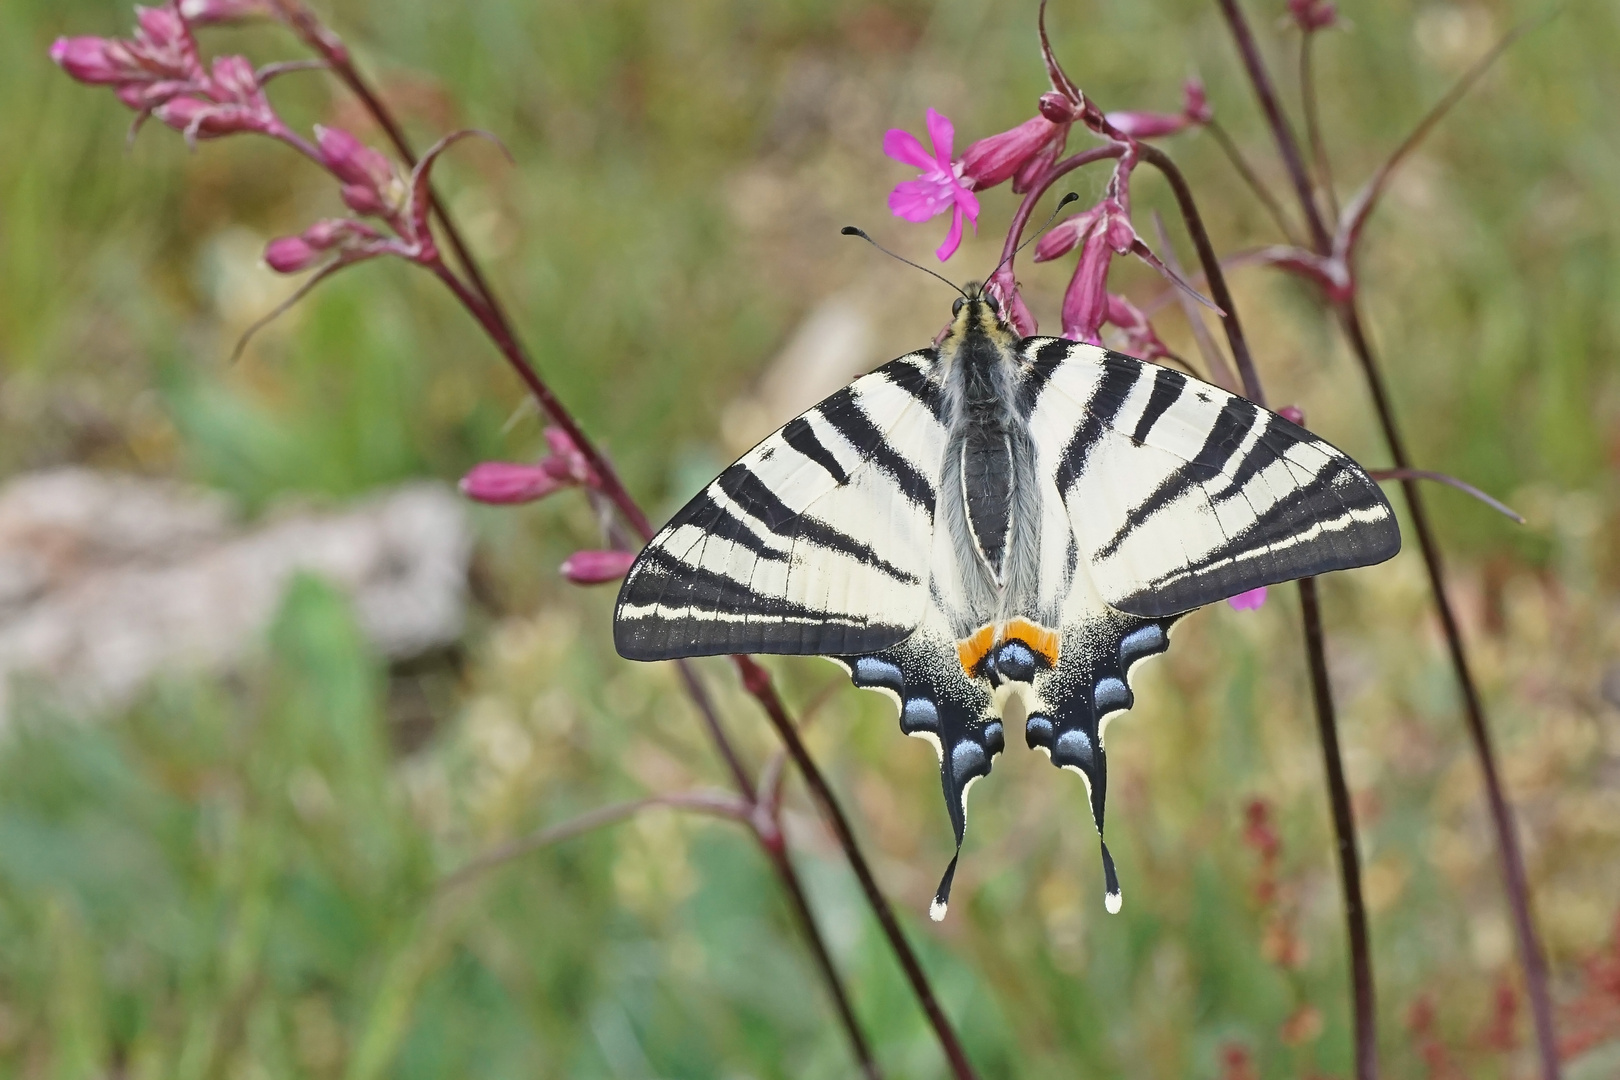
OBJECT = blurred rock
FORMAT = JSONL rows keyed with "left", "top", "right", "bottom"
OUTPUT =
{"left": 0, "top": 469, "right": 471, "bottom": 723}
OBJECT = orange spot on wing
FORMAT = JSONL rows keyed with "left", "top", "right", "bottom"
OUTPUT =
{"left": 956, "top": 624, "right": 996, "bottom": 675}
{"left": 1005, "top": 617, "right": 1061, "bottom": 667}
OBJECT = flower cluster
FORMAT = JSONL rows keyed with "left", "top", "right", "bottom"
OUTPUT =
{"left": 50, "top": 5, "right": 285, "bottom": 144}
{"left": 459, "top": 427, "right": 632, "bottom": 585}
{"left": 881, "top": 14, "right": 1212, "bottom": 356}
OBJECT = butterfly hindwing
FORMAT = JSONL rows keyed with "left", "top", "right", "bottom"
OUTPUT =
{"left": 1021, "top": 340, "right": 1401, "bottom": 618}
{"left": 615, "top": 351, "right": 948, "bottom": 660}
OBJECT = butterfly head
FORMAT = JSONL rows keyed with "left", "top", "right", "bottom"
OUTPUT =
{"left": 949, "top": 281, "right": 1008, "bottom": 338}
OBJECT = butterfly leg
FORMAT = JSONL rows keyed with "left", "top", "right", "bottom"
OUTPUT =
{"left": 836, "top": 633, "right": 1001, "bottom": 921}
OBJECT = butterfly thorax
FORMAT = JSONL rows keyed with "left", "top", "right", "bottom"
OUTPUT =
{"left": 937, "top": 296, "right": 1045, "bottom": 646}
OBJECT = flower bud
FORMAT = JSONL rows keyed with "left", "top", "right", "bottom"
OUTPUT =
{"left": 49, "top": 37, "right": 132, "bottom": 84}
{"left": 264, "top": 235, "right": 321, "bottom": 273}
{"left": 459, "top": 461, "right": 570, "bottom": 505}
{"left": 316, "top": 126, "right": 394, "bottom": 189}
{"left": 1038, "top": 91, "right": 1080, "bottom": 124}
{"left": 1288, "top": 0, "right": 1339, "bottom": 33}
{"left": 560, "top": 549, "right": 636, "bottom": 585}
{"left": 178, "top": 0, "right": 276, "bottom": 23}
{"left": 960, "top": 115, "right": 1062, "bottom": 191}
{"left": 1278, "top": 406, "right": 1306, "bottom": 426}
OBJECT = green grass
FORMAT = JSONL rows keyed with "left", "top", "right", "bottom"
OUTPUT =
{"left": 2, "top": 0, "right": 1618, "bottom": 1076}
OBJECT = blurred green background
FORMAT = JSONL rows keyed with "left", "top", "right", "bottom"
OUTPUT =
{"left": 3, "top": 0, "right": 1618, "bottom": 1077}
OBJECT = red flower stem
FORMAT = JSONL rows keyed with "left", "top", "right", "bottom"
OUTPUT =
{"left": 674, "top": 660, "right": 882, "bottom": 1080}
{"left": 425, "top": 254, "right": 910, "bottom": 1075}
{"left": 1135, "top": 144, "right": 1263, "bottom": 405}
{"left": 1340, "top": 300, "right": 1560, "bottom": 1079}
{"left": 1206, "top": 118, "right": 1304, "bottom": 247}
{"left": 1299, "top": 576, "right": 1378, "bottom": 1080}
{"left": 1135, "top": 144, "right": 1378, "bottom": 1079}
{"left": 733, "top": 655, "right": 979, "bottom": 1080}
{"left": 1214, "top": 0, "right": 1332, "bottom": 254}
{"left": 997, "top": 145, "right": 1124, "bottom": 278}
{"left": 1213, "top": 3, "right": 1560, "bottom": 1075}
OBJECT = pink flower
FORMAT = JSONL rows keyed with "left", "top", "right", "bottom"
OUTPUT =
{"left": 1104, "top": 79, "right": 1213, "bottom": 140}
{"left": 560, "top": 549, "right": 637, "bottom": 585}
{"left": 1227, "top": 586, "right": 1268, "bottom": 611}
{"left": 153, "top": 55, "right": 282, "bottom": 141}
{"left": 1103, "top": 294, "right": 1171, "bottom": 363}
{"left": 50, "top": 4, "right": 205, "bottom": 112}
{"left": 1036, "top": 197, "right": 1136, "bottom": 344}
{"left": 460, "top": 462, "right": 571, "bottom": 505}
{"left": 315, "top": 125, "right": 404, "bottom": 219}
{"left": 960, "top": 114, "right": 1067, "bottom": 195}
{"left": 262, "top": 218, "right": 386, "bottom": 273}
{"left": 1288, "top": 0, "right": 1339, "bottom": 33}
{"left": 884, "top": 109, "right": 980, "bottom": 261}
{"left": 456, "top": 428, "right": 596, "bottom": 505}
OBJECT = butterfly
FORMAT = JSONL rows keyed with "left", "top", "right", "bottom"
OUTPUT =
{"left": 613, "top": 283, "right": 1400, "bottom": 919}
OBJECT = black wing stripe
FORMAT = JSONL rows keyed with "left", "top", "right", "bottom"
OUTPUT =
{"left": 715, "top": 461, "right": 920, "bottom": 584}
{"left": 1209, "top": 413, "right": 1299, "bottom": 504}
{"left": 1017, "top": 337, "right": 1072, "bottom": 415}
{"left": 781, "top": 416, "right": 848, "bottom": 485}
{"left": 1092, "top": 394, "right": 1259, "bottom": 560}
{"left": 1056, "top": 359, "right": 1142, "bottom": 496}
{"left": 880, "top": 354, "right": 945, "bottom": 420}
{"left": 1130, "top": 366, "right": 1186, "bottom": 446}
{"left": 664, "top": 489, "right": 788, "bottom": 564}
{"left": 815, "top": 386, "right": 936, "bottom": 508}
{"left": 627, "top": 549, "right": 904, "bottom": 628}
{"left": 1117, "top": 458, "right": 1397, "bottom": 614}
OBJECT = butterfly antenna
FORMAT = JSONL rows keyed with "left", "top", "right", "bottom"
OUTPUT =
{"left": 841, "top": 226, "right": 968, "bottom": 298}
{"left": 984, "top": 190, "right": 1082, "bottom": 285}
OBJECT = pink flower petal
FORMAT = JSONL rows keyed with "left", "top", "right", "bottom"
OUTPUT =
{"left": 561, "top": 549, "right": 637, "bottom": 585}
{"left": 883, "top": 128, "right": 935, "bottom": 170}
{"left": 460, "top": 461, "right": 570, "bottom": 504}
{"left": 924, "top": 108, "right": 955, "bottom": 165}
{"left": 1227, "top": 586, "right": 1269, "bottom": 611}
{"left": 935, "top": 205, "right": 965, "bottom": 262}
{"left": 950, "top": 181, "right": 981, "bottom": 223}
{"left": 889, "top": 178, "right": 949, "bottom": 222}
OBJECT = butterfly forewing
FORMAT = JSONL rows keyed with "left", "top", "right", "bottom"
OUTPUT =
{"left": 1022, "top": 341, "right": 1400, "bottom": 618}
{"left": 614, "top": 352, "right": 948, "bottom": 660}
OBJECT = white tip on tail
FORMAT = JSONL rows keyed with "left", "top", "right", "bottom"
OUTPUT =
{"left": 1105, "top": 889, "right": 1123, "bottom": 915}
{"left": 929, "top": 897, "right": 948, "bottom": 922}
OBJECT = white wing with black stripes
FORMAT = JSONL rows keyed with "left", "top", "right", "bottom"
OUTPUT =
{"left": 614, "top": 351, "right": 948, "bottom": 660}
{"left": 1021, "top": 340, "right": 1401, "bottom": 615}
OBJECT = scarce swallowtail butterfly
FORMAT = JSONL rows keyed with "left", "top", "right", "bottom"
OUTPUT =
{"left": 613, "top": 283, "right": 1400, "bottom": 919}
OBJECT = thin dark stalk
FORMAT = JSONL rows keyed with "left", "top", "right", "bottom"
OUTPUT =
{"left": 1135, "top": 145, "right": 1263, "bottom": 404}
{"left": 675, "top": 659, "right": 755, "bottom": 796}
{"left": 1211, "top": 3, "right": 1559, "bottom": 1073}
{"left": 1137, "top": 144, "right": 1379, "bottom": 1075}
{"left": 733, "top": 656, "right": 979, "bottom": 1080}
{"left": 439, "top": 792, "right": 751, "bottom": 892}
{"left": 1206, "top": 118, "right": 1304, "bottom": 246}
{"left": 1339, "top": 304, "right": 1559, "bottom": 1080}
{"left": 1214, "top": 0, "right": 1332, "bottom": 253}
{"left": 761, "top": 844, "right": 883, "bottom": 1080}
{"left": 1299, "top": 34, "right": 1340, "bottom": 220}
{"left": 294, "top": 20, "right": 898, "bottom": 1066}
{"left": 1299, "top": 577, "right": 1377, "bottom": 1080}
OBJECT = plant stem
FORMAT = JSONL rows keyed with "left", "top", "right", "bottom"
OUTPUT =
{"left": 1339, "top": 303, "right": 1559, "bottom": 1079}
{"left": 1206, "top": 118, "right": 1304, "bottom": 247}
{"left": 275, "top": 12, "right": 913, "bottom": 1068}
{"left": 1137, "top": 144, "right": 1379, "bottom": 1076}
{"left": 734, "top": 656, "right": 979, "bottom": 1080}
{"left": 1212, "top": 3, "right": 1560, "bottom": 1073}
{"left": 1299, "top": 577, "right": 1377, "bottom": 1080}
{"left": 1299, "top": 33, "right": 1340, "bottom": 221}
{"left": 1135, "top": 145, "right": 1263, "bottom": 405}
